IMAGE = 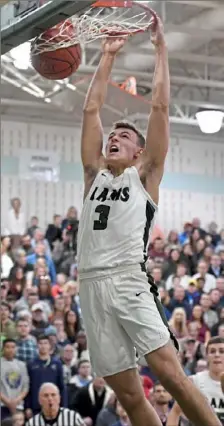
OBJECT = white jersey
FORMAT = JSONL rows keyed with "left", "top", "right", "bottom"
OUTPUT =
{"left": 77, "top": 166, "right": 157, "bottom": 274}
{"left": 181, "top": 370, "right": 224, "bottom": 426}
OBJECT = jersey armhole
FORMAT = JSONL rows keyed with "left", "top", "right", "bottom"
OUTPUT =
{"left": 132, "top": 166, "right": 158, "bottom": 211}
{"left": 83, "top": 169, "right": 108, "bottom": 204}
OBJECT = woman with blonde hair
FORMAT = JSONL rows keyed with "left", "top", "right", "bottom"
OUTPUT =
{"left": 168, "top": 307, "right": 188, "bottom": 340}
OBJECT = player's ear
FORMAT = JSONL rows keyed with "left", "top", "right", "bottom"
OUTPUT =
{"left": 134, "top": 148, "right": 144, "bottom": 159}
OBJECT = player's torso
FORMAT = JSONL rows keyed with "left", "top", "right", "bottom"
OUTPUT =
{"left": 181, "top": 371, "right": 224, "bottom": 426}
{"left": 77, "top": 166, "right": 157, "bottom": 273}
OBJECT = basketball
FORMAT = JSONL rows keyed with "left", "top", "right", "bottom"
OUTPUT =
{"left": 30, "top": 20, "right": 82, "bottom": 80}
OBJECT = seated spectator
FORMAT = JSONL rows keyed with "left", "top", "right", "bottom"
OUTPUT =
{"left": 52, "top": 295, "right": 66, "bottom": 321}
{"left": 37, "top": 274, "right": 54, "bottom": 306}
{"left": 179, "top": 222, "right": 193, "bottom": 245}
{"left": 8, "top": 267, "right": 26, "bottom": 300}
{"left": 1, "top": 339, "right": 29, "bottom": 420}
{"left": 26, "top": 242, "right": 56, "bottom": 284}
{"left": 167, "top": 286, "right": 192, "bottom": 319}
{"left": 61, "top": 344, "right": 77, "bottom": 385}
{"left": 203, "top": 245, "right": 214, "bottom": 265}
{"left": 16, "top": 318, "right": 38, "bottom": 363}
{"left": 0, "top": 302, "right": 17, "bottom": 340}
{"left": 210, "top": 306, "right": 224, "bottom": 336}
{"left": 52, "top": 273, "right": 67, "bottom": 297}
{"left": 96, "top": 393, "right": 118, "bottom": 426}
{"left": 21, "top": 234, "right": 34, "bottom": 256}
{"left": 71, "top": 377, "right": 113, "bottom": 426}
{"left": 167, "top": 230, "right": 179, "bottom": 246}
{"left": 27, "top": 216, "right": 39, "bottom": 238}
{"left": 209, "top": 288, "right": 222, "bottom": 311}
{"left": 185, "top": 279, "right": 201, "bottom": 306}
{"left": 168, "top": 308, "right": 188, "bottom": 341}
{"left": 112, "top": 401, "right": 131, "bottom": 426}
{"left": 148, "top": 238, "right": 166, "bottom": 264}
{"left": 9, "top": 248, "right": 34, "bottom": 288}
{"left": 200, "top": 293, "right": 218, "bottom": 329}
{"left": 1, "top": 236, "right": 14, "bottom": 279}
{"left": 151, "top": 266, "right": 165, "bottom": 289}
{"left": 151, "top": 382, "right": 172, "bottom": 426}
{"left": 70, "top": 360, "right": 92, "bottom": 391}
{"left": 45, "top": 214, "right": 62, "bottom": 250}
{"left": 208, "top": 254, "right": 224, "bottom": 278}
{"left": 61, "top": 206, "right": 78, "bottom": 231}
{"left": 190, "top": 304, "right": 210, "bottom": 343}
{"left": 193, "top": 259, "right": 216, "bottom": 293}
{"left": 64, "top": 310, "right": 81, "bottom": 344}
{"left": 31, "top": 228, "right": 51, "bottom": 258}
{"left": 162, "top": 247, "right": 181, "bottom": 280}
{"left": 166, "top": 262, "right": 190, "bottom": 292}
{"left": 191, "top": 238, "right": 206, "bottom": 268}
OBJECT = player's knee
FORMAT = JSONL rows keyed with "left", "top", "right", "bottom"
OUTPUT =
{"left": 117, "top": 388, "right": 145, "bottom": 414}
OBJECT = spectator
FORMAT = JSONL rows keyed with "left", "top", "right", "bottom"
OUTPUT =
{"left": 151, "top": 382, "right": 172, "bottom": 426}
{"left": 168, "top": 308, "right": 188, "bottom": 341}
{"left": 190, "top": 305, "right": 211, "bottom": 343}
{"left": 53, "top": 295, "right": 66, "bottom": 321}
{"left": 209, "top": 288, "right": 222, "bottom": 311}
{"left": 137, "top": 365, "right": 153, "bottom": 399}
{"left": 31, "top": 303, "right": 51, "bottom": 339}
{"left": 96, "top": 393, "right": 118, "bottom": 426}
{"left": 193, "top": 260, "right": 216, "bottom": 293}
{"left": 1, "top": 237, "right": 14, "bottom": 279}
{"left": 4, "top": 198, "right": 26, "bottom": 239}
{"left": 200, "top": 293, "right": 219, "bottom": 329}
{"left": 64, "top": 310, "right": 81, "bottom": 344}
{"left": 31, "top": 229, "right": 51, "bottom": 258}
{"left": 25, "top": 335, "right": 66, "bottom": 417}
{"left": 69, "top": 360, "right": 92, "bottom": 393}
{"left": 52, "top": 231, "right": 77, "bottom": 276}
{"left": 8, "top": 267, "right": 26, "bottom": 300}
{"left": 16, "top": 318, "right": 38, "bottom": 363}
{"left": 61, "top": 207, "right": 78, "bottom": 231}
{"left": 167, "top": 286, "right": 192, "bottom": 319}
{"left": 9, "top": 249, "right": 34, "bottom": 288}
{"left": 151, "top": 266, "right": 165, "bottom": 289}
{"left": 215, "top": 229, "right": 224, "bottom": 254}
{"left": 185, "top": 279, "right": 201, "bottom": 306}
{"left": 179, "top": 222, "right": 193, "bottom": 245}
{"left": 1, "top": 339, "right": 29, "bottom": 420}
{"left": 27, "top": 216, "right": 39, "bottom": 238}
{"left": 216, "top": 277, "right": 224, "bottom": 305}
{"left": 45, "top": 214, "right": 62, "bottom": 250}
{"left": 71, "top": 377, "right": 113, "bottom": 426}
{"left": 21, "top": 235, "right": 34, "bottom": 256}
{"left": 162, "top": 248, "right": 181, "bottom": 280}
{"left": 37, "top": 275, "right": 54, "bottom": 306}
{"left": 0, "top": 302, "right": 17, "bottom": 340}
{"left": 52, "top": 273, "right": 67, "bottom": 297}
{"left": 148, "top": 238, "right": 166, "bottom": 264}
{"left": 26, "top": 243, "right": 56, "bottom": 284}
{"left": 61, "top": 344, "right": 76, "bottom": 386}
{"left": 1, "top": 278, "right": 10, "bottom": 302}
{"left": 208, "top": 254, "right": 224, "bottom": 278}
{"left": 165, "top": 262, "right": 190, "bottom": 292}
{"left": 112, "top": 401, "right": 131, "bottom": 426}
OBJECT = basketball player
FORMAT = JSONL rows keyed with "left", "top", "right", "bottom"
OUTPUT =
{"left": 77, "top": 13, "right": 221, "bottom": 426}
{"left": 167, "top": 336, "right": 224, "bottom": 426}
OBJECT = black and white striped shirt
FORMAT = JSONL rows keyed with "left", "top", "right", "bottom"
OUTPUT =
{"left": 26, "top": 408, "right": 85, "bottom": 426}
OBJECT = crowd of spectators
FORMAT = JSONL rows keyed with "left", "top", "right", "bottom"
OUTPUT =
{"left": 1, "top": 198, "right": 224, "bottom": 426}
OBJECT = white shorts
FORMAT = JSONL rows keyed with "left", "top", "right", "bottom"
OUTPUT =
{"left": 79, "top": 264, "right": 170, "bottom": 377}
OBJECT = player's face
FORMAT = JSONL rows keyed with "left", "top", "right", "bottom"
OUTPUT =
{"left": 105, "top": 127, "right": 143, "bottom": 168}
{"left": 207, "top": 343, "right": 224, "bottom": 374}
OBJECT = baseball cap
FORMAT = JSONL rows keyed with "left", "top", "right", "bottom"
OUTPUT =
{"left": 31, "top": 303, "right": 44, "bottom": 312}
{"left": 44, "top": 326, "right": 57, "bottom": 337}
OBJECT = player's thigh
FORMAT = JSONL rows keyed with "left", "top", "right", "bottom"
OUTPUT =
{"left": 79, "top": 278, "right": 136, "bottom": 377}
{"left": 114, "top": 271, "right": 170, "bottom": 356}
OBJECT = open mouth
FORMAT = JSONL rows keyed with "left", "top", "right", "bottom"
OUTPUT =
{"left": 109, "top": 145, "right": 119, "bottom": 153}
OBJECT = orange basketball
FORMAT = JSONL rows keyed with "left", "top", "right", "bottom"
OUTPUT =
{"left": 31, "top": 20, "right": 82, "bottom": 80}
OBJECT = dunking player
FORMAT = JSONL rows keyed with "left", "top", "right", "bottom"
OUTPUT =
{"left": 167, "top": 337, "right": 224, "bottom": 426}
{"left": 77, "top": 14, "right": 222, "bottom": 426}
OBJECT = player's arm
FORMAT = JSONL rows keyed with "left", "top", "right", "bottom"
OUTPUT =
{"left": 138, "top": 16, "right": 169, "bottom": 205}
{"left": 166, "top": 401, "right": 182, "bottom": 426}
{"left": 81, "top": 37, "right": 126, "bottom": 198}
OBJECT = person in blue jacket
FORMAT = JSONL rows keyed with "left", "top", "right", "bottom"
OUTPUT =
{"left": 26, "top": 242, "right": 56, "bottom": 284}
{"left": 25, "top": 335, "right": 66, "bottom": 419}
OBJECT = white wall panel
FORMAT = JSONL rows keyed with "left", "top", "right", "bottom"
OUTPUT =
{"left": 1, "top": 120, "right": 224, "bottom": 233}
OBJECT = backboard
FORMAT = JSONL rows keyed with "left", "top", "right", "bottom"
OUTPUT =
{"left": 1, "top": 0, "right": 96, "bottom": 54}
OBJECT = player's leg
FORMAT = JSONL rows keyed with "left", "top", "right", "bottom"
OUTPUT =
{"left": 105, "top": 368, "right": 162, "bottom": 426}
{"left": 145, "top": 342, "right": 222, "bottom": 426}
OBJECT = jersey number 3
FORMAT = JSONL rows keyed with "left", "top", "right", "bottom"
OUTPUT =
{"left": 93, "top": 205, "right": 110, "bottom": 230}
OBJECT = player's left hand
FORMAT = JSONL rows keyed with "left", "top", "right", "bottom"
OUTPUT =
{"left": 150, "top": 14, "right": 166, "bottom": 48}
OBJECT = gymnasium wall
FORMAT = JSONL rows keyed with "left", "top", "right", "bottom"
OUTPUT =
{"left": 1, "top": 120, "right": 224, "bottom": 233}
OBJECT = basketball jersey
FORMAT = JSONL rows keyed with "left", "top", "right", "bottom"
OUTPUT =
{"left": 180, "top": 370, "right": 224, "bottom": 426}
{"left": 77, "top": 166, "right": 157, "bottom": 274}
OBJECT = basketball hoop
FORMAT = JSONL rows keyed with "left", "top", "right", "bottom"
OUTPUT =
{"left": 31, "top": 1, "right": 157, "bottom": 55}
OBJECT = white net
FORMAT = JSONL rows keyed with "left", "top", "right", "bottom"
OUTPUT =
{"left": 31, "top": 2, "right": 155, "bottom": 54}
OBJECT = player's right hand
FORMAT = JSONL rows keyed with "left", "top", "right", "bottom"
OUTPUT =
{"left": 102, "top": 36, "right": 127, "bottom": 55}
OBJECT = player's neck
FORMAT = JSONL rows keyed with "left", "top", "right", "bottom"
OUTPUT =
{"left": 108, "top": 165, "right": 125, "bottom": 177}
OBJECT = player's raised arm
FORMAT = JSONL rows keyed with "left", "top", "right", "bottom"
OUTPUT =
{"left": 138, "top": 16, "right": 169, "bottom": 204}
{"left": 81, "top": 37, "right": 126, "bottom": 197}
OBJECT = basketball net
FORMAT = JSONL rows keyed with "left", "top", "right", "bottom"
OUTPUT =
{"left": 120, "top": 76, "right": 137, "bottom": 96}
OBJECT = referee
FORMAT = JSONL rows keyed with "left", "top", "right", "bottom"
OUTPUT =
{"left": 26, "top": 383, "right": 85, "bottom": 426}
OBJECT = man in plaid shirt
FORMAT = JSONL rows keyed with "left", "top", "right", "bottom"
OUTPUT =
{"left": 16, "top": 318, "right": 38, "bottom": 363}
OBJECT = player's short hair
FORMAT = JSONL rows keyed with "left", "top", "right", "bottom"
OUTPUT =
{"left": 112, "top": 120, "right": 146, "bottom": 148}
{"left": 206, "top": 336, "right": 224, "bottom": 353}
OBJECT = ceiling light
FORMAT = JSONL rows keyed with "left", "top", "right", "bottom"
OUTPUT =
{"left": 196, "top": 109, "right": 224, "bottom": 134}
